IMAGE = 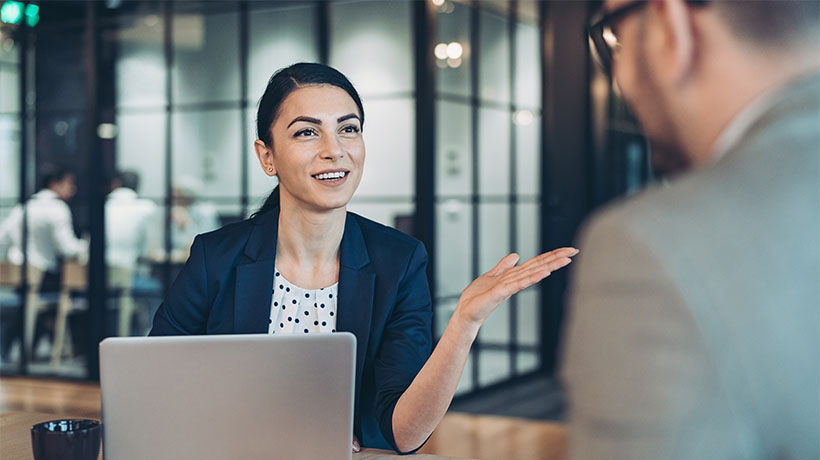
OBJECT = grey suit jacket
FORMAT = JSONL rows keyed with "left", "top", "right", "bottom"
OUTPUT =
{"left": 562, "top": 73, "right": 820, "bottom": 460}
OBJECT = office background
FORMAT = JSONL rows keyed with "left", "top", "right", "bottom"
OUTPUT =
{"left": 0, "top": 0, "right": 649, "bottom": 406}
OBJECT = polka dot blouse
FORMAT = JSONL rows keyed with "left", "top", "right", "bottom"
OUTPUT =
{"left": 268, "top": 268, "right": 338, "bottom": 335}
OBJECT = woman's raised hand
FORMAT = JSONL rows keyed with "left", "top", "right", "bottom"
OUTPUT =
{"left": 455, "top": 247, "right": 579, "bottom": 327}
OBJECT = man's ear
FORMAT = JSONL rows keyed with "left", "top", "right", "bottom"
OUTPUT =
{"left": 649, "top": 0, "right": 697, "bottom": 86}
{"left": 254, "top": 139, "right": 277, "bottom": 177}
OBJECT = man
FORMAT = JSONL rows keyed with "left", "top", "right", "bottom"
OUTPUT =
{"left": 0, "top": 165, "right": 86, "bottom": 359}
{"left": 0, "top": 165, "right": 87, "bottom": 275}
{"left": 106, "top": 170, "right": 158, "bottom": 271}
{"left": 562, "top": 1, "right": 819, "bottom": 459}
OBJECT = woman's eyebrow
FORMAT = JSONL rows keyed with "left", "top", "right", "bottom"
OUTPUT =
{"left": 337, "top": 113, "right": 360, "bottom": 123}
{"left": 288, "top": 116, "right": 321, "bottom": 128}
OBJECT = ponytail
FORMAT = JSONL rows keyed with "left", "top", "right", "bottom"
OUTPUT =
{"left": 251, "top": 185, "right": 280, "bottom": 219}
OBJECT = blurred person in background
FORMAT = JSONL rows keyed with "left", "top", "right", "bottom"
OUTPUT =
{"left": 0, "top": 165, "right": 87, "bottom": 279}
{"left": 0, "top": 164, "right": 87, "bottom": 359}
{"left": 106, "top": 170, "right": 158, "bottom": 272}
{"left": 563, "top": 0, "right": 819, "bottom": 459}
{"left": 106, "top": 170, "right": 162, "bottom": 334}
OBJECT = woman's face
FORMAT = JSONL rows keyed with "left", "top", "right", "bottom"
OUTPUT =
{"left": 259, "top": 85, "right": 365, "bottom": 212}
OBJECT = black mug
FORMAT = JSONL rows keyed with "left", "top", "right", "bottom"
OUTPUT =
{"left": 31, "top": 419, "right": 102, "bottom": 460}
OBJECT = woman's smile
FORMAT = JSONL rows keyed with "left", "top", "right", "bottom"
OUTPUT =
{"left": 312, "top": 169, "right": 350, "bottom": 186}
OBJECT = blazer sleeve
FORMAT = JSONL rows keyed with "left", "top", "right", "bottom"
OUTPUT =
{"left": 150, "top": 235, "right": 210, "bottom": 335}
{"left": 373, "top": 240, "right": 434, "bottom": 454}
{"left": 561, "top": 213, "right": 740, "bottom": 460}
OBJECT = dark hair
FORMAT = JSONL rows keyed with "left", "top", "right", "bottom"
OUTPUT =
{"left": 112, "top": 170, "right": 140, "bottom": 192}
{"left": 39, "top": 164, "right": 74, "bottom": 190}
{"left": 252, "top": 62, "right": 365, "bottom": 219}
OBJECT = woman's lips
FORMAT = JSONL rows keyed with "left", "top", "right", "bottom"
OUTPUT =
{"left": 312, "top": 170, "right": 349, "bottom": 186}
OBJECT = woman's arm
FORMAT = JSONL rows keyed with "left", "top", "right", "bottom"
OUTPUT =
{"left": 391, "top": 247, "right": 578, "bottom": 453}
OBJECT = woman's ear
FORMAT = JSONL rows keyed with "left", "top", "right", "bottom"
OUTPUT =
{"left": 254, "top": 139, "right": 277, "bottom": 177}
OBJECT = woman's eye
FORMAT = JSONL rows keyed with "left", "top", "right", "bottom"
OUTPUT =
{"left": 340, "top": 125, "right": 360, "bottom": 134}
{"left": 294, "top": 128, "right": 316, "bottom": 137}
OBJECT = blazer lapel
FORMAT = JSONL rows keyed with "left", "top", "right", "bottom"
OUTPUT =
{"left": 234, "top": 209, "right": 278, "bottom": 334}
{"left": 336, "top": 214, "right": 375, "bottom": 401}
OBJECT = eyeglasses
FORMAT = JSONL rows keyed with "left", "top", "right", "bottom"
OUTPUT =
{"left": 588, "top": 0, "right": 707, "bottom": 75}
{"left": 587, "top": 0, "right": 649, "bottom": 75}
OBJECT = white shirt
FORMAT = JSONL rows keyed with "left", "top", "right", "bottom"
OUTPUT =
{"left": 0, "top": 189, "right": 87, "bottom": 272}
{"left": 268, "top": 267, "right": 338, "bottom": 335}
{"left": 105, "top": 187, "right": 158, "bottom": 269}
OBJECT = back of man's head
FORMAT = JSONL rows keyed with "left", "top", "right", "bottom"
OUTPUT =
{"left": 713, "top": 0, "right": 820, "bottom": 51}
{"left": 112, "top": 170, "right": 140, "bottom": 192}
{"left": 39, "top": 164, "right": 74, "bottom": 191}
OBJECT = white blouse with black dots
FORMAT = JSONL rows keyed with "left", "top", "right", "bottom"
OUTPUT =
{"left": 267, "top": 267, "right": 338, "bottom": 335}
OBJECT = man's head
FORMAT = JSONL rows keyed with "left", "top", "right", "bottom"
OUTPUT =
{"left": 111, "top": 170, "right": 140, "bottom": 193}
{"left": 592, "top": 0, "right": 820, "bottom": 177}
{"left": 40, "top": 165, "right": 77, "bottom": 202}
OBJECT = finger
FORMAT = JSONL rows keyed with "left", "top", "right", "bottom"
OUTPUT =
{"left": 502, "top": 256, "right": 573, "bottom": 294}
{"left": 486, "top": 253, "right": 520, "bottom": 276}
{"left": 512, "top": 247, "right": 578, "bottom": 273}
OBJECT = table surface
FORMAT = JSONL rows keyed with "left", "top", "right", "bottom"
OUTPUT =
{"left": 0, "top": 411, "right": 471, "bottom": 460}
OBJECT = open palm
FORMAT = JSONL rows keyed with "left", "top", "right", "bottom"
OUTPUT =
{"left": 456, "top": 247, "right": 579, "bottom": 326}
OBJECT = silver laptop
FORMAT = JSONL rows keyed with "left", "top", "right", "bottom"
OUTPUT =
{"left": 100, "top": 333, "right": 356, "bottom": 460}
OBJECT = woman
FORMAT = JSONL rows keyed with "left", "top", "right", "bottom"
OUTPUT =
{"left": 150, "top": 63, "right": 578, "bottom": 453}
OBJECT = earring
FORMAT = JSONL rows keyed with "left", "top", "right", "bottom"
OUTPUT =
{"left": 268, "top": 168, "right": 273, "bottom": 172}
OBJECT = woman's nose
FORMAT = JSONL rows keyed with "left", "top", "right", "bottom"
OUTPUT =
{"left": 320, "top": 134, "right": 345, "bottom": 160}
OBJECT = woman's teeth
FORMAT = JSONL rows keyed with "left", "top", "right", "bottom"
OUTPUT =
{"left": 314, "top": 171, "right": 347, "bottom": 181}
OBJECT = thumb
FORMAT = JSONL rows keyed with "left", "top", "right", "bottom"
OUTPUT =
{"left": 487, "top": 253, "right": 520, "bottom": 276}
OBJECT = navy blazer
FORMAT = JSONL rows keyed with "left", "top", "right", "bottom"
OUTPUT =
{"left": 150, "top": 207, "right": 433, "bottom": 452}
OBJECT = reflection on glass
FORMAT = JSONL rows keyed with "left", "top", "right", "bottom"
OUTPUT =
{"left": 516, "top": 289, "right": 538, "bottom": 346}
{"left": 330, "top": 0, "right": 412, "bottom": 95}
{"left": 356, "top": 98, "right": 415, "bottom": 198}
{"left": 514, "top": 22, "right": 540, "bottom": 108}
{"left": 115, "top": 112, "right": 166, "bottom": 199}
{"left": 479, "top": 349, "right": 510, "bottom": 387}
{"left": 436, "top": 1, "right": 471, "bottom": 97}
{"left": 515, "top": 115, "right": 540, "bottom": 196}
{"left": 0, "top": 115, "right": 20, "bottom": 202}
{"left": 171, "top": 10, "right": 240, "bottom": 105}
{"left": 516, "top": 203, "right": 539, "bottom": 261}
{"left": 436, "top": 201, "right": 472, "bottom": 298}
{"left": 171, "top": 109, "right": 241, "bottom": 201}
{"left": 436, "top": 101, "right": 472, "bottom": 197}
{"left": 0, "top": 68, "right": 20, "bottom": 113}
{"left": 479, "top": 10, "right": 510, "bottom": 103}
{"left": 248, "top": 4, "right": 318, "bottom": 100}
{"left": 478, "top": 107, "right": 510, "bottom": 196}
{"left": 115, "top": 14, "right": 165, "bottom": 109}
{"left": 516, "top": 350, "right": 539, "bottom": 374}
{"left": 478, "top": 203, "right": 509, "bottom": 274}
